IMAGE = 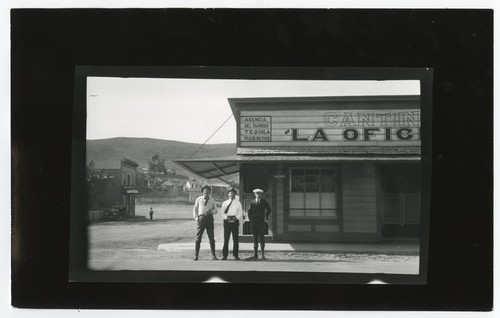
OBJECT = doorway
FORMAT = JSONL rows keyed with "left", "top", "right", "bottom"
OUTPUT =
{"left": 379, "top": 163, "right": 421, "bottom": 239}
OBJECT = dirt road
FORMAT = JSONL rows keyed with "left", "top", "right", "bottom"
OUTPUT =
{"left": 88, "top": 204, "right": 419, "bottom": 276}
{"left": 90, "top": 204, "right": 223, "bottom": 250}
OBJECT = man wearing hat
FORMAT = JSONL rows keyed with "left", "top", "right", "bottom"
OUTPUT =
{"left": 247, "top": 188, "right": 272, "bottom": 260}
{"left": 220, "top": 187, "right": 243, "bottom": 260}
{"left": 192, "top": 185, "right": 218, "bottom": 261}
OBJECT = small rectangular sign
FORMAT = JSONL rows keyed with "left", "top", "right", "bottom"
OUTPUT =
{"left": 241, "top": 116, "right": 272, "bottom": 142}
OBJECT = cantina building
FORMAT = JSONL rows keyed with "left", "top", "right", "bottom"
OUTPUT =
{"left": 175, "top": 95, "right": 421, "bottom": 242}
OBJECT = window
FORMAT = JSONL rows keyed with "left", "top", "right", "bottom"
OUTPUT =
{"left": 289, "top": 168, "right": 337, "bottom": 218}
{"left": 127, "top": 175, "right": 131, "bottom": 186}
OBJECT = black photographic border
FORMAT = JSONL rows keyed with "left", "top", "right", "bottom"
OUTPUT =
{"left": 11, "top": 9, "right": 493, "bottom": 310}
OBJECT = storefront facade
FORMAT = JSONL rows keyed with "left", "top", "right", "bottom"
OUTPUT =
{"left": 176, "top": 95, "right": 421, "bottom": 242}
{"left": 96, "top": 158, "right": 139, "bottom": 216}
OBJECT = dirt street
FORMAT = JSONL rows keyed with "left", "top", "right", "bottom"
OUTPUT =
{"left": 88, "top": 204, "right": 420, "bottom": 276}
{"left": 90, "top": 204, "right": 223, "bottom": 250}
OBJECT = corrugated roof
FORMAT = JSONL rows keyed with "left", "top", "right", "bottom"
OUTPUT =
{"left": 174, "top": 154, "right": 420, "bottom": 179}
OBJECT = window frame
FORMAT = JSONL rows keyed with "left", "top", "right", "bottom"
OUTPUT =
{"left": 287, "top": 166, "right": 340, "bottom": 220}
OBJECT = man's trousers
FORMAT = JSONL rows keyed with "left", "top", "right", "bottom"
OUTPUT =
{"left": 222, "top": 219, "right": 239, "bottom": 258}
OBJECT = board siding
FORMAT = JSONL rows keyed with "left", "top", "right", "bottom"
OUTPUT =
{"left": 342, "top": 163, "right": 378, "bottom": 233}
{"left": 276, "top": 165, "right": 285, "bottom": 235}
{"left": 240, "top": 109, "right": 421, "bottom": 149}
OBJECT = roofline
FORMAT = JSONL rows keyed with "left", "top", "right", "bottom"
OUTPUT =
{"left": 228, "top": 95, "right": 421, "bottom": 115}
{"left": 121, "top": 158, "right": 139, "bottom": 167}
{"left": 174, "top": 155, "right": 421, "bottom": 180}
{"left": 174, "top": 155, "right": 421, "bottom": 164}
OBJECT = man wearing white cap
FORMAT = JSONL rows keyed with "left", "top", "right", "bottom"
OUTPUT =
{"left": 247, "top": 188, "right": 272, "bottom": 260}
{"left": 220, "top": 187, "right": 243, "bottom": 260}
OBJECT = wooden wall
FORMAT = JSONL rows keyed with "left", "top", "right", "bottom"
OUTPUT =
{"left": 240, "top": 162, "right": 382, "bottom": 241}
{"left": 341, "top": 163, "right": 378, "bottom": 233}
{"left": 275, "top": 164, "right": 285, "bottom": 235}
{"left": 240, "top": 109, "right": 421, "bottom": 148}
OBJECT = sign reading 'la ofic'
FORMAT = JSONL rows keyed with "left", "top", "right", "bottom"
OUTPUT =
{"left": 239, "top": 110, "right": 421, "bottom": 147}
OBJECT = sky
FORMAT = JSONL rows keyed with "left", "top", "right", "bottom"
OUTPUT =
{"left": 87, "top": 77, "right": 420, "bottom": 144}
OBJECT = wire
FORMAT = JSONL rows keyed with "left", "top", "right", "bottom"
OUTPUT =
{"left": 188, "top": 113, "right": 234, "bottom": 159}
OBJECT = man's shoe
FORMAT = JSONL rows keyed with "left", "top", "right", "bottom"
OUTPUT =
{"left": 193, "top": 257, "right": 199, "bottom": 261}
{"left": 221, "top": 257, "right": 227, "bottom": 260}
{"left": 261, "top": 255, "right": 266, "bottom": 260}
{"left": 212, "top": 256, "right": 219, "bottom": 260}
{"left": 253, "top": 254, "right": 258, "bottom": 260}
{"left": 234, "top": 256, "right": 241, "bottom": 260}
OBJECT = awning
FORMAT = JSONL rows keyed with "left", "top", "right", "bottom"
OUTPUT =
{"left": 174, "top": 155, "right": 420, "bottom": 179}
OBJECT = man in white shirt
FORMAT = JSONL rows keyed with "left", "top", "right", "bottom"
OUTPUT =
{"left": 220, "top": 188, "right": 243, "bottom": 260}
{"left": 193, "top": 185, "right": 218, "bottom": 261}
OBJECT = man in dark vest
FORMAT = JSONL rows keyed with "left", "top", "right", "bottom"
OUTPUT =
{"left": 247, "top": 188, "right": 272, "bottom": 260}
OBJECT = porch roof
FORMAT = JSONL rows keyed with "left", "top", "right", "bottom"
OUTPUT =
{"left": 174, "top": 154, "right": 420, "bottom": 179}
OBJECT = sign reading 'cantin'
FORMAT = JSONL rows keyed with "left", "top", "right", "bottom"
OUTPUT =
{"left": 239, "top": 110, "right": 420, "bottom": 147}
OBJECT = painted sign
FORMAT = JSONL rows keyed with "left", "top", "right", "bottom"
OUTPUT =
{"left": 239, "top": 110, "right": 420, "bottom": 147}
{"left": 241, "top": 116, "right": 272, "bottom": 142}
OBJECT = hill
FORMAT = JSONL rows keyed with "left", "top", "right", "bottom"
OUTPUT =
{"left": 86, "top": 137, "right": 237, "bottom": 181}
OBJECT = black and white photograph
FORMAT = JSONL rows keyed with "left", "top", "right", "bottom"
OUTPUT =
{"left": 10, "top": 5, "right": 493, "bottom": 313}
{"left": 69, "top": 68, "right": 432, "bottom": 284}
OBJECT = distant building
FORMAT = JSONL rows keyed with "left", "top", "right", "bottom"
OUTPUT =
{"left": 184, "top": 178, "right": 231, "bottom": 202}
{"left": 184, "top": 178, "right": 202, "bottom": 191}
{"left": 89, "top": 158, "right": 140, "bottom": 216}
{"left": 184, "top": 178, "right": 203, "bottom": 202}
{"left": 202, "top": 180, "right": 231, "bottom": 201}
{"left": 160, "top": 178, "right": 184, "bottom": 192}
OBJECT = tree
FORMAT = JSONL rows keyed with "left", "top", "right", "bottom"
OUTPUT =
{"left": 148, "top": 153, "right": 167, "bottom": 189}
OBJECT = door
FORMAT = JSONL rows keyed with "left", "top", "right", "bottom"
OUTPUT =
{"left": 379, "top": 163, "right": 421, "bottom": 238}
{"left": 241, "top": 164, "right": 273, "bottom": 236}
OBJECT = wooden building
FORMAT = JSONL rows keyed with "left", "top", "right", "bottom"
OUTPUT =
{"left": 89, "top": 158, "right": 140, "bottom": 217}
{"left": 175, "top": 95, "right": 421, "bottom": 242}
